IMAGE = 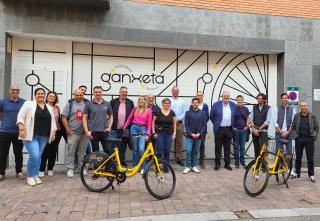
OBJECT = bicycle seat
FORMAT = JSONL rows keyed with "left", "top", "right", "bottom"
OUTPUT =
{"left": 279, "top": 138, "right": 289, "bottom": 144}
{"left": 107, "top": 138, "right": 123, "bottom": 144}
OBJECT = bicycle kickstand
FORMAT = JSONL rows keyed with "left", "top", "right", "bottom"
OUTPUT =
{"left": 282, "top": 173, "right": 289, "bottom": 188}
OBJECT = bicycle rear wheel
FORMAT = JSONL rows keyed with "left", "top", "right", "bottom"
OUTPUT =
{"left": 144, "top": 159, "right": 176, "bottom": 200}
{"left": 243, "top": 159, "right": 269, "bottom": 197}
{"left": 80, "top": 160, "right": 115, "bottom": 192}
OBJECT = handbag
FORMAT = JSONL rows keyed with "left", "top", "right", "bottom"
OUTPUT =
{"left": 121, "top": 128, "right": 130, "bottom": 140}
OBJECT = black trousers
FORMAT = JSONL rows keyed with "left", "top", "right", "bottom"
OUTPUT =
{"left": 199, "top": 137, "right": 206, "bottom": 161}
{"left": 90, "top": 131, "right": 111, "bottom": 154}
{"left": 252, "top": 131, "right": 268, "bottom": 159}
{"left": 40, "top": 130, "right": 63, "bottom": 172}
{"left": 0, "top": 132, "right": 23, "bottom": 175}
{"left": 214, "top": 127, "right": 232, "bottom": 165}
{"left": 295, "top": 137, "right": 315, "bottom": 177}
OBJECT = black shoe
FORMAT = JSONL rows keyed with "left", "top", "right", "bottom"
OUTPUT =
{"left": 214, "top": 164, "right": 220, "bottom": 171}
{"left": 177, "top": 160, "right": 184, "bottom": 167}
{"left": 224, "top": 164, "right": 232, "bottom": 171}
{"left": 241, "top": 163, "right": 247, "bottom": 169}
{"left": 235, "top": 165, "right": 240, "bottom": 169}
{"left": 0, "top": 174, "right": 4, "bottom": 182}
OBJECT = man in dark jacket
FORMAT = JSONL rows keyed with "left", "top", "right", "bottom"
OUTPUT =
{"left": 210, "top": 91, "right": 236, "bottom": 171}
{"left": 183, "top": 98, "right": 207, "bottom": 174}
{"left": 291, "top": 101, "right": 319, "bottom": 183}
{"left": 110, "top": 86, "right": 134, "bottom": 166}
{"left": 196, "top": 91, "right": 209, "bottom": 169}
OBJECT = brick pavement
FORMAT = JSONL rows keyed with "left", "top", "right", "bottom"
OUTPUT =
{"left": 0, "top": 163, "right": 319, "bottom": 221}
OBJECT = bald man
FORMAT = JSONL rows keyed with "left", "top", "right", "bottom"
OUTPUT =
{"left": 0, "top": 85, "right": 25, "bottom": 181}
{"left": 210, "top": 91, "right": 236, "bottom": 171}
{"left": 62, "top": 89, "right": 89, "bottom": 178}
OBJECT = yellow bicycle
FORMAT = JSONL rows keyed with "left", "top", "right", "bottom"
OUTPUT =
{"left": 243, "top": 127, "right": 293, "bottom": 197}
{"left": 80, "top": 133, "right": 176, "bottom": 200}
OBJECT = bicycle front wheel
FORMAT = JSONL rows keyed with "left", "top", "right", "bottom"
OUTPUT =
{"left": 144, "top": 159, "right": 176, "bottom": 200}
{"left": 80, "top": 160, "right": 115, "bottom": 192}
{"left": 243, "top": 159, "right": 269, "bottom": 197}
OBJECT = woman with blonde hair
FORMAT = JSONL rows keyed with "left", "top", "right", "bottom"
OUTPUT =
{"left": 124, "top": 96, "right": 152, "bottom": 174}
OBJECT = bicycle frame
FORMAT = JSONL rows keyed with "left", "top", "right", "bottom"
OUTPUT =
{"left": 253, "top": 143, "right": 289, "bottom": 175}
{"left": 91, "top": 141, "right": 163, "bottom": 177}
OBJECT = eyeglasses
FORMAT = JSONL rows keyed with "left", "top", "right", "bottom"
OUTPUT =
{"left": 10, "top": 89, "right": 20, "bottom": 91}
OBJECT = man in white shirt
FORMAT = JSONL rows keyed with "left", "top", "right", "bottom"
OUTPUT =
{"left": 169, "top": 86, "right": 185, "bottom": 167}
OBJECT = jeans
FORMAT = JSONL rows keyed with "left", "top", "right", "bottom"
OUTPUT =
{"left": 156, "top": 131, "right": 173, "bottom": 164}
{"left": 233, "top": 130, "right": 247, "bottom": 166}
{"left": 74, "top": 141, "right": 92, "bottom": 166}
{"left": 22, "top": 136, "right": 49, "bottom": 177}
{"left": 40, "top": 130, "right": 62, "bottom": 172}
{"left": 130, "top": 124, "right": 147, "bottom": 170}
{"left": 0, "top": 132, "right": 23, "bottom": 175}
{"left": 275, "top": 132, "right": 293, "bottom": 154}
{"left": 110, "top": 129, "right": 130, "bottom": 164}
{"left": 66, "top": 133, "right": 89, "bottom": 170}
{"left": 185, "top": 138, "right": 201, "bottom": 168}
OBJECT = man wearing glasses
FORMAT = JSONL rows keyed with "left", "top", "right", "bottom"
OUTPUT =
{"left": 0, "top": 85, "right": 25, "bottom": 181}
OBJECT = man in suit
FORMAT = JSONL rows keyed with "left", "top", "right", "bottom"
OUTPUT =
{"left": 210, "top": 91, "right": 236, "bottom": 171}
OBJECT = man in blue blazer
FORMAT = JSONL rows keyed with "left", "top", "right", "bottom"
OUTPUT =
{"left": 210, "top": 91, "right": 236, "bottom": 171}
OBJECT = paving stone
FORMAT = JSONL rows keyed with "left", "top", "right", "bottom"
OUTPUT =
{"left": 0, "top": 165, "right": 320, "bottom": 220}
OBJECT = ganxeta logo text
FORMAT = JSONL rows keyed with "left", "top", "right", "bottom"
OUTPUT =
{"left": 101, "top": 72, "right": 164, "bottom": 91}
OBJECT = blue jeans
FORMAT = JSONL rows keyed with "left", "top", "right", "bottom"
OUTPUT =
{"left": 185, "top": 138, "right": 201, "bottom": 168}
{"left": 233, "top": 130, "right": 247, "bottom": 166}
{"left": 275, "top": 132, "right": 293, "bottom": 154}
{"left": 130, "top": 124, "right": 147, "bottom": 170}
{"left": 156, "top": 131, "right": 173, "bottom": 165}
{"left": 110, "top": 129, "right": 130, "bottom": 163}
{"left": 22, "top": 136, "right": 49, "bottom": 177}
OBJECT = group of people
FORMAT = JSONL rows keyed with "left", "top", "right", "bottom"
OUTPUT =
{"left": 0, "top": 84, "right": 318, "bottom": 186}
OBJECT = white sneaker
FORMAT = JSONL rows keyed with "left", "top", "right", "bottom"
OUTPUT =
{"left": 83, "top": 168, "right": 88, "bottom": 176}
{"left": 27, "top": 177, "right": 36, "bottom": 186}
{"left": 309, "top": 176, "right": 316, "bottom": 183}
{"left": 39, "top": 172, "right": 45, "bottom": 178}
{"left": 140, "top": 169, "right": 144, "bottom": 175}
{"left": 34, "top": 176, "right": 42, "bottom": 185}
{"left": 67, "top": 169, "right": 74, "bottom": 178}
{"left": 47, "top": 170, "right": 54, "bottom": 176}
{"left": 192, "top": 166, "right": 200, "bottom": 173}
{"left": 182, "top": 167, "right": 191, "bottom": 174}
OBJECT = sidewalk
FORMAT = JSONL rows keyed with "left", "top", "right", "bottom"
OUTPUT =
{"left": 0, "top": 163, "right": 319, "bottom": 221}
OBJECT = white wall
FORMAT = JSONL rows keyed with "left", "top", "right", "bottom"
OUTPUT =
{"left": 10, "top": 37, "right": 277, "bottom": 165}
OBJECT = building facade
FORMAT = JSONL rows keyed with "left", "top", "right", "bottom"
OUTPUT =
{"left": 0, "top": 0, "right": 319, "bottom": 165}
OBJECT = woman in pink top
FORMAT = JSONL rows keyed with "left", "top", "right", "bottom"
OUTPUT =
{"left": 39, "top": 91, "right": 63, "bottom": 177}
{"left": 124, "top": 96, "right": 152, "bottom": 174}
